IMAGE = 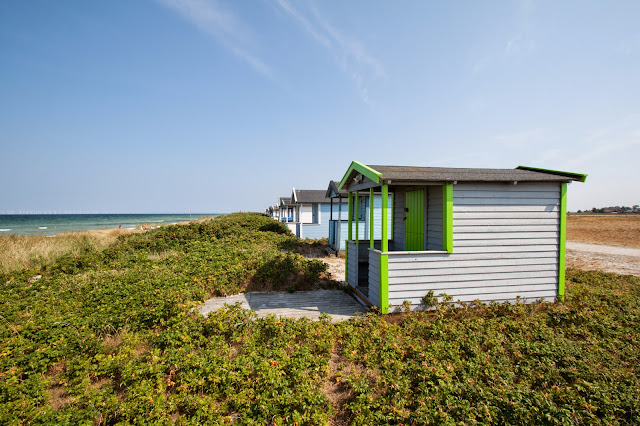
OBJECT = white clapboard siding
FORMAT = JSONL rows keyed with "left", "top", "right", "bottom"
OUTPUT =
{"left": 454, "top": 225, "right": 559, "bottom": 233}
{"left": 388, "top": 251, "right": 557, "bottom": 263}
{"left": 454, "top": 190, "right": 559, "bottom": 199}
{"left": 454, "top": 238, "right": 559, "bottom": 247}
{"left": 368, "top": 251, "right": 380, "bottom": 308}
{"left": 454, "top": 205, "right": 559, "bottom": 213}
{"left": 454, "top": 197, "right": 560, "bottom": 205}
{"left": 388, "top": 257, "right": 557, "bottom": 270}
{"left": 389, "top": 290, "right": 558, "bottom": 306}
{"left": 454, "top": 183, "right": 559, "bottom": 192}
{"left": 390, "top": 283, "right": 557, "bottom": 299}
{"left": 386, "top": 182, "right": 561, "bottom": 310}
{"left": 390, "top": 276, "right": 556, "bottom": 292}
{"left": 454, "top": 212, "right": 559, "bottom": 219}
{"left": 389, "top": 263, "right": 558, "bottom": 278}
{"left": 388, "top": 270, "right": 557, "bottom": 285}
{"left": 453, "top": 244, "right": 558, "bottom": 253}
{"left": 453, "top": 218, "right": 558, "bottom": 225}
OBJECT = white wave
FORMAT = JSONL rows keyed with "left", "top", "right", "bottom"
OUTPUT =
{"left": 0, "top": 229, "right": 11, "bottom": 232}
{"left": 38, "top": 227, "right": 48, "bottom": 229}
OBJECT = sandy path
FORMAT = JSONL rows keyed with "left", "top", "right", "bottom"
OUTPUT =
{"left": 566, "top": 241, "right": 640, "bottom": 277}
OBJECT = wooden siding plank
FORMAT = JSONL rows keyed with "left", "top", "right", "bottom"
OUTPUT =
{"left": 388, "top": 270, "right": 557, "bottom": 284}
{"left": 389, "top": 290, "right": 558, "bottom": 305}
{"left": 389, "top": 283, "right": 557, "bottom": 298}
{"left": 454, "top": 190, "right": 560, "bottom": 198}
{"left": 454, "top": 183, "right": 560, "bottom": 192}
{"left": 453, "top": 244, "right": 558, "bottom": 253}
{"left": 389, "top": 277, "right": 556, "bottom": 291}
{"left": 454, "top": 225, "right": 559, "bottom": 233}
{"left": 454, "top": 212, "right": 559, "bottom": 219}
{"left": 454, "top": 218, "right": 559, "bottom": 226}
{"left": 454, "top": 238, "right": 558, "bottom": 246}
{"left": 388, "top": 251, "right": 557, "bottom": 263}
{"left": 453, "top": 198, "right": 560, "bottom": 205}
{"left": 389, "top": 264, "right": 557, "bottom": 278}
{"left": 454, "top": 232, "right": 558, "bottom": 239}
{"left": 453, "top": 205, "right": 559, "bottom": 212}
{"left": 388, "top": 257, "right": 557, "bottom": 270}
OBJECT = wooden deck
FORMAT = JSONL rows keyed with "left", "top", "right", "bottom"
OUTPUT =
{"left": 197, "top": 289, "right": 368, "bottom": 322}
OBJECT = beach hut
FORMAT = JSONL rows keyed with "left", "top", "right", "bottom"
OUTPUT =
{"left": 338, "top": 161, "right": 587, "bottom": 313}
{"left": 289, "top": 188, "right": 339, "bottom": 239}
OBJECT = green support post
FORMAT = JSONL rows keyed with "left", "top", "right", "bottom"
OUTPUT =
{"left": 346, "top": 193, "right": 352, "bottom": 284}
{"left": 380, "top": 184, "right": 389, "bottom": 313}
{"left": 369, "top": 188, "right": 374, "bottom": 249}
{"left": 558, "top": 183, "right": 567, "bottom": 301}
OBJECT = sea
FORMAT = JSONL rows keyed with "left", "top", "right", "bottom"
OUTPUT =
{"left": 0, "top": 214, "right": 222, "bottom": 236}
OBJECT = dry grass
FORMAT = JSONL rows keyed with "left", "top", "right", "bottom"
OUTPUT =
{"left": 0, "top": 228, "right": 135, "bottom": 275}
{"left": 567, "top": 214, "right": 640, "bottom": 248}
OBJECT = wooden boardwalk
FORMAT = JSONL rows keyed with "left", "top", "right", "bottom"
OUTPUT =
{"left": 198, "top": 289, "right": 368, "bottom": 322}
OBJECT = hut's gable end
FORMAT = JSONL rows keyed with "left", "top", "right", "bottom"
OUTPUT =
{"left": 387, "top": 182, "right": 561, "bottom": 309}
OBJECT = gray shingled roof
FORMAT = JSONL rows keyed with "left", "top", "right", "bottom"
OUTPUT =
{"left": 294, "top": 190, "right": 331, "bottom": 204}
{"left": 368, "top": 165, "right": 577, "bottom": 183}
{"left": 279, "top": 197, "right": 294, "bottom": 206}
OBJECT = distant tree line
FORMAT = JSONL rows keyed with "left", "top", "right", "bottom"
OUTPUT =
{"left": 575, "top": 205, "right": 640, "bottom": 214}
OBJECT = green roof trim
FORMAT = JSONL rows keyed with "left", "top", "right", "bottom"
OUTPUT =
{"left": 516, "top": 166, "right": 588, "bottom": 183}
{"left": 338, "top": 161, "right": 382, "bottom": 191}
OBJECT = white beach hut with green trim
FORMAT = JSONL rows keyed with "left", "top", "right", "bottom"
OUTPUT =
{"left": 338, "top": 161, "right": 587, "bottom": 313}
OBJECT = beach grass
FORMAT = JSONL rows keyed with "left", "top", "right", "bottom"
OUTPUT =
{"left": 0, "top": 228, "right": 135, "bottom": 274}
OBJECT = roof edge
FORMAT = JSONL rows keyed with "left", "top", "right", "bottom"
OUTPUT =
{"left": 337, "top": 161, "right": 382, "bottom": 190}
{"left": 516, "top": 166, "right": 588, "bottom": 182}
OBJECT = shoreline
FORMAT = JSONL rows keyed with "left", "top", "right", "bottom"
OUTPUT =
{"left": 0, "top": 213, "right": 221, "bottom": 237}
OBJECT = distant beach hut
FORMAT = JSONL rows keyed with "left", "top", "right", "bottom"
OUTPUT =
{"left": 338, "top": 161, "right": 587, "bottom": 313}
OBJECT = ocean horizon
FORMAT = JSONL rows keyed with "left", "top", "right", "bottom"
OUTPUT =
{"left": 0, "top": 213, "right": 224, "bottom": 236}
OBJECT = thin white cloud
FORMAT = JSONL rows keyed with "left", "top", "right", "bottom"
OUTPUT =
{"left": 156, "top": 0, "right": 275, "bottom": 79}
{"left": 565, "top": 114, "right": 640, "bottom": 169}
{"left": 273, "top": 0, "right": 385, "bottom": 103}
{"left": 496, "top": 128, "right": 549, "bottom": 149}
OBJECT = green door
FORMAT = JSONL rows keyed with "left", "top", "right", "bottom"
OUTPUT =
{"left": 405, "top": 189, "right": 424, "bottom": 251}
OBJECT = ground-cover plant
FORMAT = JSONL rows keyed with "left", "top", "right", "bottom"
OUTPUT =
{"left": 1, "top": 213, "right": 639, "bottom": 424}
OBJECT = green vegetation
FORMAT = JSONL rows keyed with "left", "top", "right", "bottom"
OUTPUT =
{"left": 1, "top": 213, "right": 639, "bottom": 424}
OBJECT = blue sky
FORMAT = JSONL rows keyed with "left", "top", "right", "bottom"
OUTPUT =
{"left": 1, "top": 0, "right": 639, "bottom": 213}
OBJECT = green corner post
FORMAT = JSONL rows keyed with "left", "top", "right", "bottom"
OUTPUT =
{"left": 346, "top": 192, "right": 352, "bottom": 285}
{"left": 442, "top": 182, "right": 453, "bottom": 253}
{"left": 380, "top": 183, "right": 389, "bottom": 313}
{"left": 369, "top": 188, "right": 374, "bottom": 249}
{"left": 558, "top": 183, "right": 567, "bottom": 301}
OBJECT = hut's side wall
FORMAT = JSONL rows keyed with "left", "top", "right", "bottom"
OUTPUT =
{"left": 387, "top": 182, "right": 560, "bottom": 310}
{"left": 299, "top": 203, "right": 331, "bottom": 239}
